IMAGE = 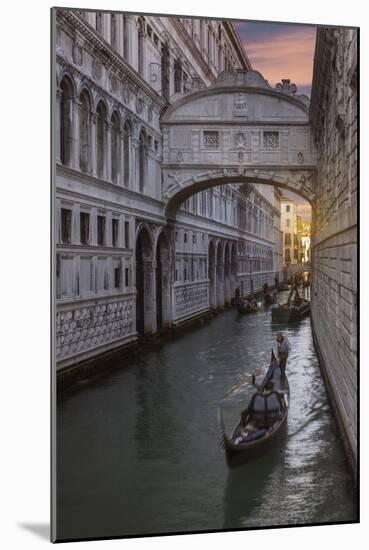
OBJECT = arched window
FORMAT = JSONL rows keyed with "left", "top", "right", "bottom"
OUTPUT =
{"left": 138, "top": 131, "right": 146, "bottom": 193}
{"left": 79, "top": 90, "right": 91, "bottom": 173}
{"left": 111, "top": 111, "right": 120, "bottom": 184}
{"left": 123, "top": 121, "right": 131, "bottom": 187}
{"left": 60, "top": 76, "right": 74, "bottom": 166}
{"left": 96, "top": 101, "right": 107, "bottom": 179}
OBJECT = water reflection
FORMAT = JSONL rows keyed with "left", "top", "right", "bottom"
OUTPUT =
{"left": 57, "top": 293, "right": 356, "bottom": 540}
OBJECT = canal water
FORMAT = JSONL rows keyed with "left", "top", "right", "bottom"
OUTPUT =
{"left": 57, "top": 293, "right": 357, "bottom": 540}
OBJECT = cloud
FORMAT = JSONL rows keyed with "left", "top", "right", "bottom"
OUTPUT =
{"left": 236, "top": 23, "right": 316, "bottom": 96}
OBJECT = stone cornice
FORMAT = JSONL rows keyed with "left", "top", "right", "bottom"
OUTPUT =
{"left": 222, "top": 21, "right": 251, "bottom": 70}
{"left": 57, "top": 10, "right": 167, "bottom": 110}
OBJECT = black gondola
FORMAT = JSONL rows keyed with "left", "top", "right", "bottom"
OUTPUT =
{"left": 218, "top": 351, "right": 289, "bottom": 466}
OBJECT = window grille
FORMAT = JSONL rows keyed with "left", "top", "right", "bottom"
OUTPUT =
{"left": 263, "top": 131, "right": 279, "bottom": 149}
{"left": 203, "top": 131, "right": 219, "bottom": 150}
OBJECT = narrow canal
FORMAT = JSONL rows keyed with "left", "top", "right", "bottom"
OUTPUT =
{"left": 57, "top": 292, "right": 357, "bottom": 540}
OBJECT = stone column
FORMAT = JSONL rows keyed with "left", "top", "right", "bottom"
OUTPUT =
{"left": 217, "top": 262, "right": 225, "bottom": 308}
{"left": 119, "top": 128, "right": 124, "bottom": 186}
{"left": 91, "top": 207, "right": 98, "bottom": 246}
{"left": 90, "top": 113, "right": 97, "bottom": 177}
{"left": 124, "top": 15, "right": 134, "bottom": 64}
{"left": 71, "top": 203, "right": 80, "bottom": 245}
{"left": 161, "top": 259, "right": 172, "bottom": 328}
{"left": 106, "top": 120, "right": 112, "bottom": 182}
{"left": 143, "top": 260, "right": 157, "bottom": 334}
{"left": 131, "top": 137, "right": 139, "bottom": 191}
{"left": 55, "top": 87, "right": 62, "bottom": 163}
{"left": 71, "top": 99, "right": 81, "bottom": 171}
{"left": 116, "top": 14, "right": 124, "bottom": 57}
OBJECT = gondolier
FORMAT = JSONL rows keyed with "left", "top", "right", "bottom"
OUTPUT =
{"left": 276, "top": 332, "right": 290, "bottom": 379}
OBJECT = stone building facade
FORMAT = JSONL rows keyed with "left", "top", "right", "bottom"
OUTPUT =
{"left": 310, "top": 27, "right": 358, "bottom": 470}
{"left": 54, "top": 10, "right": 282, "bottom": 371}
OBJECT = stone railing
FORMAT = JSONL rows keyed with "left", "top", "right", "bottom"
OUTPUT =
{"left": 56, "top": 292, "right": 136, "bottom": 367}
{"left": 173, "top": 281, "right": 209, "bottom": 321}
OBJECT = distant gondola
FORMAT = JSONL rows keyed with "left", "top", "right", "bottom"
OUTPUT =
{"left": 218, "top": 351, "right": 289, "bottom": 465}
{"left": 237, "top": 301, "right": 261, "bottom": 314}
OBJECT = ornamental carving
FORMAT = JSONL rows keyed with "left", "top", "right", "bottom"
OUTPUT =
{"left": 110, "top": 74, "right": 118, "bottom": 94}
{"left": 122, "top": 84, "right": 130, "bottom": 104}
{"left": 136, "top": 93, "right": 144, "bottom": 114}
{"left": 72, "top": 42, "right": 83, "bottom": 66}
{"left": 92, "top": 58, "right": 102, "bottom": 81}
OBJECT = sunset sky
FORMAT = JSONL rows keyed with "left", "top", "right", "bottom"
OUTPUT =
{"left": 235, "top": 22, "right": 317, "bottom": 97}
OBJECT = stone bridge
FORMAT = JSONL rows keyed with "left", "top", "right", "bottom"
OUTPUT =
{"left": 161, "top": 69, "right": 317, "bottom": 217}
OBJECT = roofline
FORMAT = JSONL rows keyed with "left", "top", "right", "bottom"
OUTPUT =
{"left": 223, "top": 21, "right": 252, "bottom": 70}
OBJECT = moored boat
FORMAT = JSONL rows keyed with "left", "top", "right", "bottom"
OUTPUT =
{"left": 271, "top": 300, "right": 310, "bottom": 322}
{"left": 218, "top": 351, "right": 290, "bottom": 466}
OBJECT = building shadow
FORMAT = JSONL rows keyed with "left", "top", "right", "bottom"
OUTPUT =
{"left": 18, "top": 523, "right": 49, "bottom": 541}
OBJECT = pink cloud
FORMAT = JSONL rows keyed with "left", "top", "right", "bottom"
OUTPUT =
{"left": 242, "top": 27, "right": 316, "bottom": 94}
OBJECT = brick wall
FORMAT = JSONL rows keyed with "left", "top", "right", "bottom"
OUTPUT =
{"left": 310, "top": 27, "right": 358, "bottom": 470}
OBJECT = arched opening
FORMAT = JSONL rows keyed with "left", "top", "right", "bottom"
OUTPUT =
{"left": 111, "top": 111, "right": 120, "bottom": 184}
{"left": 79, "top": 89, "right": 91, "bottom": 173}
{"left": 224, "top": 243, "right": 231, "bottom": 305}
{"left": 123, "top": 120, "right": 131, "bottom": 187}
{"left": 135, "top": 227, "right": 153, "bottom": 335}
{"left": 216, "top": 242, "right": 224, "bottom": 308}
{"left": 138, "top": 131, "right": 146, "bottom": 193}
{"left": 96, "top": 100, "right": 107, "bottom": 179}
{"left": 155, "top": 232, "right": 171, "bottom": 331}
{"left": 208, "top": 240, "right": 216, "bottom": 309}
{"left": 60, "top": 76, "right": 74, "bottom": 166}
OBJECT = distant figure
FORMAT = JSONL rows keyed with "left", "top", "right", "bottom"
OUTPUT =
{"left": 263, "top": 282, "right": 269, "bottom": 295}
{"left": 276, "top": 332, "right": 290, "bottom": 379}
{"left": 274, "top": 276, "right": 279, "bottom": 290}
{"left": 235, "top": 286, "right": 240, "bottom": 303}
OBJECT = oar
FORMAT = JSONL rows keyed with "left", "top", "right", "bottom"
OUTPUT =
{"left": 209, "top": 365, "right": 266, "bottom": 404}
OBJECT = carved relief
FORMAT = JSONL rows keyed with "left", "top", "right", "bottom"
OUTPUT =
{"left": 56, "top": 297, "right": 135, "bottom": 360}
{"left": 233, "top": 93, "right": 248, "bottom": 117}
{"left": 72, "top": 42, "right": 83, "bottom": 66}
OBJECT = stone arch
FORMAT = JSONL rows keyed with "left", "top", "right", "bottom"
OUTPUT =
{"left": 135, "top": 224, "right": 154, "bottom": 335}
{"left": 110, "top": 110, "right": 121, "bottom": 184}
{"left": 96, "top": 99, "right": 108, "bottom": 179}
{"left": 123, "top": 118, "right": 133, "bottom": 188}
{"left": 59, "top": 74, "right": 76, "bottom": 167}
{"left": 164, "top": 170, "right": 315, "bottom": 219}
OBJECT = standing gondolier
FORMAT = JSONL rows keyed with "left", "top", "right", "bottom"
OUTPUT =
{"left": 276, "top": 332, "right": 290, "bottom": 380}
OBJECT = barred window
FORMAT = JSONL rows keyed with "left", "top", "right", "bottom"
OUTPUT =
{"left": 203, "top": 131, "right": 219, "bottom": 150}
{"left": 263, "top": 131, "right": 279, "bottom": 149}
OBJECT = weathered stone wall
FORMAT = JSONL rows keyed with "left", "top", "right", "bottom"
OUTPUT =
{"left": 310, "top": 27, "right": 357, "bottom": 470}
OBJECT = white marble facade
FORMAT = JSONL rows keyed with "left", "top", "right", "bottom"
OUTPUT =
{"left": 55, "top": 9, "right": 284, "bottom": 369}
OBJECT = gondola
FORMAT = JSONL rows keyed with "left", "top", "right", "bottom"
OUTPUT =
{"left": 218, "top": 351, "right": 290, "bottom": 465}
{"left": 237, "top": 301, "right": 261, "bottom": 314}
{"left": 271, "top": 299, "right": 310, "bottom": 323}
